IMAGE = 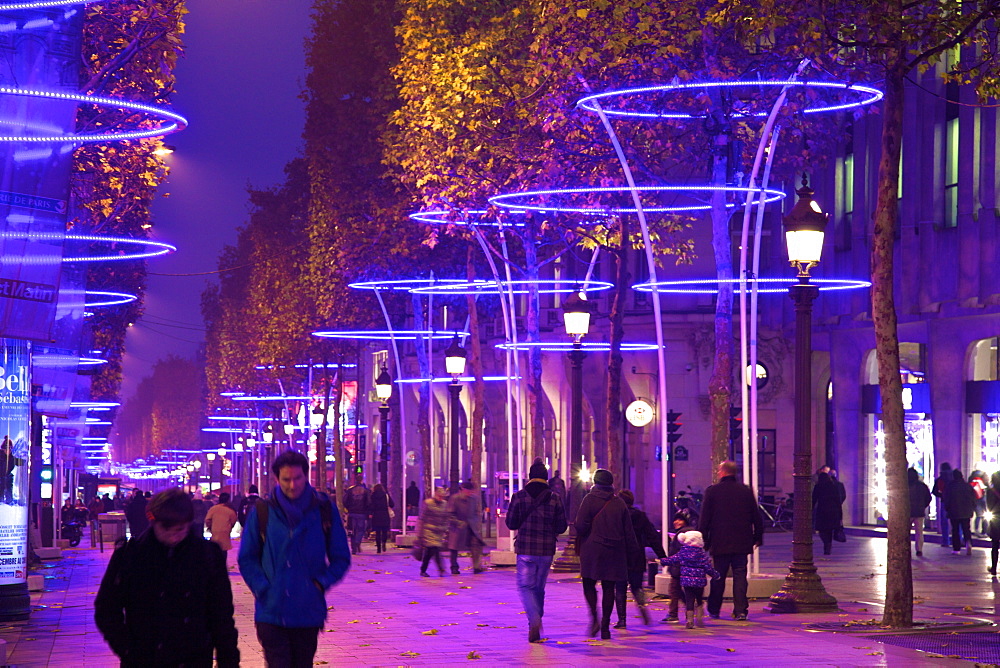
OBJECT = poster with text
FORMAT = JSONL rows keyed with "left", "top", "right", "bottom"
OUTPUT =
{"left": 0, "top": 339, "right": 30, "bottom": 585}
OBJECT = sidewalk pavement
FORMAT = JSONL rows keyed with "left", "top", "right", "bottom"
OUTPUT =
{"left": 0, "top": 528, "right": 996, "bottom": 667}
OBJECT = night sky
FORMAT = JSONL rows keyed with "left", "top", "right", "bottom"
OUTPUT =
{"left": 119, "top": 0, "right": 314, "bottom": 398}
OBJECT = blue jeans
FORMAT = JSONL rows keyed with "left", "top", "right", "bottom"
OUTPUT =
{"left": 516, "top": 555, "right": 553, "bottom": 628}
{"left": 707, "top": 553, "right": 749, "bottom": 618}
{"left": 348, "top": 513, "right": 367, "bottom": 553}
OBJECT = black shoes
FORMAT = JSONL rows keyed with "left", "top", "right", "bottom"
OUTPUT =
{"left": 733, "top": 613, "right": 748, "bottom": 621}
{"left": 528, "top": 623, "right": 541, "bottom": 643}
{"left": 613, "top": 620, "right": 626, "bottom": 629}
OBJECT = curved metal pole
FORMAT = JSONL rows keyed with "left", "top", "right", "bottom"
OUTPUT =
{"left": 374, "top": 289, "right": 409, "bottom": 534}
{"left": 498, "top": 228, "right": 525, "bottom": 494}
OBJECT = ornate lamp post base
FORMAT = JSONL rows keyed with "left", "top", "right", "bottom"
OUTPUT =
{"left": 768, "top": 562, "right": 838, "bottom": 613}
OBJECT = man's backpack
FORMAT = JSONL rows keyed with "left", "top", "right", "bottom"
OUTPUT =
{"left": 254, "top": 493, "right": 334, "bottom": 545}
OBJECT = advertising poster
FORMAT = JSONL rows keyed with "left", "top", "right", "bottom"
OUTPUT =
{"left": 0, "top": 339, "right": 30, "bottom": 586}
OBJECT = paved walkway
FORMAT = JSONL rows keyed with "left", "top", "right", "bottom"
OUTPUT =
{"left": 0, "top": 528, "right": 996, "bottom": 666}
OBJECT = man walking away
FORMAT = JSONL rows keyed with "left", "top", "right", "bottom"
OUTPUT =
{"left": 699, "top": 460, "right": 763, "bottom": 621}
{"left": 506, "top": 458, "right": 567, "bottom": 643}
{"left": 448, "top": 481, "right": 485, "bottom": 574}
{"left": 405, "top": 481, "right": 420, "bottom": 518}
{"left": 344, "top": 472, "right": 371, "bottom": 555}
{"left": 239, "top": 450, "right": 351, "bottom": 667}
{"left": 908, "top": 468, "right": 932, "bottom": 556}
{"left": 945, "top": 469, "right": 977, "bottom": 555}
{"left": 237, "top": 484, "right": 260, "bottom": 527}
{"left": 933, "top": 462, "right": 953, "bottom": 547}
{"left": 95, "top": 488, "right": 239, "bottom": 667}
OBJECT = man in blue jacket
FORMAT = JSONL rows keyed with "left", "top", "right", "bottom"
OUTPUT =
{"left": 239, "top": 450, "right": 351, "bottom": 667}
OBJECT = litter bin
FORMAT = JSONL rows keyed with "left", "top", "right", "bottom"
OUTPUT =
{"left": 98, "top": 512, "right": 126, "bottom": 548}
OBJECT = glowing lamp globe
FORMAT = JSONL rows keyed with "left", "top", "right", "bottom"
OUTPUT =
{"left": 562, "top": 289, "right": 596, "bottom": 339}
{"left": 246, "top": 437, "right": 256, "bottom": 449}
{"left": 217, "top": 447, "right": 226, "bottom": 458}
{"left": 206, "top": 452, "right": 216, "bottom": 461}
{"left": 375, "top": 367, "right": 393, "bottom": 402}
{"left": 784, "top": 175, "right": 828, "bottom": 276}
{"left": 444, "top": 335, "right": 468, "bottom": 377}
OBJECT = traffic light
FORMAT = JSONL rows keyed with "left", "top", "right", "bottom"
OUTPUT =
{"left": 666, "top": 410, "right": 682, "bottom": 444}
{"left": 729, "top": 407, "right": 742, "bottom": 444}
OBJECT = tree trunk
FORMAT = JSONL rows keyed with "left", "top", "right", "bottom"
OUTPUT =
{"left": 412, "top": 292, "right": 433, "bottom": 498}
{"left": 332, "top": 374, "right": 344, "bottom": 513}
{"left": 709, "top": 132, "right": 735, "bottom": 470}
{"left": 467, "top": 246, "right": 485, "bottom": 489}
{"left": 875, "top": 59, "right": 913, "bottom": 628}
{"left": 606, "top": 216, "right": 630, "bottom": 480}
{"left": 523, "top": 218, "right": 544, "bottom": 463}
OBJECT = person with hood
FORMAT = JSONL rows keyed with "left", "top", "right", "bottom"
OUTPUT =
{"left": 908, "top": 468, "right": 932, "bottom": 556}
{"left": 663, "top": 509, "right": 697, "bottom": 623}
{"left": 933, "top": 462, "right": 953, "bottom": 547}
{"left": 986, "top": 471, "right": 1000, "bottom": 575}
{"left": 945, "top": 469, "right": 978, "bottom": 555}
{"left": 239, "top": 450, "right": 351, "bottom": 667}
{"left": 613, "top": 489, "right": 665, "bottom": 628}
{"left": 506, "top": 458, "right": 568, "bottom": 643}
{"left": 812, "top": 471, "right": 845, "bottom": 555}
{"left": 237, "top": 484, "right": 260, "bottom": 527}
{"left": 95, "top": 488, "right": 239, "bottom": 667}
{"left": 575, "top": 468, "right": 637, "bottom": 640}
{"left": 661, "top": 530, "right": 720, "bottom": 629}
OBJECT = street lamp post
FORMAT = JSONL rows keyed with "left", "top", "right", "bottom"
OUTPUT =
{"left": 217, "top": 447, "right": 227, "bottom": 491}
{"left": 768, "top": 176, "right": 838, "bottom": 613}
{"left": 445, "top": 335, "right": 467, "bottom": 495}
{"left": 552, "top": 288, "right": 596, "bottom": 572}
{"left": 375, "top": 366, "right": 393, "bottom": 489}
{"left": 206, "top": 452, "right": 217, "bottom": 492}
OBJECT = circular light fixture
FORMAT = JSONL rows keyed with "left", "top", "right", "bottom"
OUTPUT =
{"left": 494, "top": 341, "right": 659, "bottom": 352}
{"left": 489, "top": 185, "right": 785, "bottom": 215}
{"left": 576, "top": 80, "right": 883, "bottom": 120}
{"left": 312, "top": 329, "right": 470, "bottom": 341}
{"left": 625, "top": 399, "right": 655, "bottom": 427}
{"left": 410, "top": 279, "right": 614, "bottom": 296}
{"left": 631, "top": 277, "right": 871, "bottom": 294}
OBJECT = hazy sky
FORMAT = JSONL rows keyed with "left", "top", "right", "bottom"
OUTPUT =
{"left": 119, "top": 0, "right": 314, "bottom": 398}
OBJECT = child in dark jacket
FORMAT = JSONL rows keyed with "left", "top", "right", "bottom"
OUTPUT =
{"left": 661, "top": 530, "right": 720, "bottom": 628}
{"left": 663, "top": 509, "right": 696, "bottom": 623}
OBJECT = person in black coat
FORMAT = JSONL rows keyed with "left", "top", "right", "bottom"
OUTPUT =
{"left": 95, "top": 488, "right": 239, "bottom": 667}
{"left": 613, "top": 489, "right": 665, "bottom": 628}
{"left": 986, "top": 471, "right": 1000, "bottom": 575}
{"left": 699, "top": 460, "right": 763, "bottom": 621}
{"left": 813, "top": 472, "right": 844, "bottom": 555}
{"left": 369, "top": 483, "right": 394, "bottom": 554}
{"left": 124, "top": 490, "right": 148, "bottom": 539}
{"left": 944, "top": 469, "right": 978, "bottom": 554}
{"left": 575, "top": 468, "right": 637, "bottom": 640}
{"left": 908, "top": 468, "right": 932, "bottom": 556}
{"left": 663, "top": 509, "right": 697, "bottom": 623}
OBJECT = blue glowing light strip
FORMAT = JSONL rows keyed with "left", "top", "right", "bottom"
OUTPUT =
{"left": 0, "top": 86, "right": 187, "bottom": 142}
{"left": 253, "top": 363, "right": 357, "bottom": 369}
{"left": 312, "top": 330, "right": 471, "bottom": 341}
{"left": 576, "top": 80, "right": 884, "bottom": 119}
{"left": 631, "top": 277, "right": 872, "bottom": 294}
{"left": 348, "top": 278, "right": 467, "bottom": 291}
{"left": 207, "top": 416, "right": 269, "bottom": 422}
{"left": 62, "top": 234, "right": 176, "bottom": 263}
{"left": 219, "top": 391, "right": 245, "bottom": 397}
{"left": 0, "top": 0, "right": 95, "bottom": 9}
{"left": 394, "top": 375, "right": 521, "bottom": 384}
{"left": 410, "top": 279, "right": 614, "bottom": 296}
{"left": 495, "top": 342, "right": 660, "bottom": 352}
{"left": 230, "top": 395, "right": 313, "bottom": 402}
{"left": 202, "top": 427, "right": 254, "bottom": 433}
{"left": 489, "top": 185, "right": 785, "bottom": 215}
{"left": 71, "top": 401, "right": 120, "bottom": 409}
{"left": 84, "top": 291, "right": 137, "bottom": 308}
{"left": 31, "top": 354, "right": 106, "bottom": 367}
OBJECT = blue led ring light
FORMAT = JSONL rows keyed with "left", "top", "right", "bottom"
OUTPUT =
{"left": 84, "top": 291, "right": 137, "bottom": 307}
{"left": 489, "top": 185, "right": 785, "bottom": 215}
{"left": 410, "top": 279, "right": 614, "bottom": 296}
{"left": 631, "top": 277, "right": 871, "bottom": 294}
{"left": 312, "top": 329, "right": 471, "bottom": 341}
{"left": 0, "top": 0, "right": 97, "bottom": 9}
{"left": 495, "top": 341, "right": 660, "bottom": 352}
{"left": 348, "top": 278, "right": 468, "bottom": 291}
{"left": 0, "top": 86, "right": 187, "bottom": 142}
{"left": 576, "top": 81, "right": 883, "bottom": 120}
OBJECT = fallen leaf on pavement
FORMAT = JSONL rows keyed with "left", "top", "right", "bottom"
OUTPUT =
{"left": 422, "top": 629, "right": 439, "bottom": 635}
{"left": 963, "top": 606, "right": 973, "bottom": 611}
{"left": 446, "top": 592, "right": 458, "bottom": 596}
{"left": 365, "top": 579, "right": 375, "bottom": 583}
{"left": 467, "top": 651, "right": 481, "bottom": 659}
{"left": 347, "top": 620, "right": 359, "bottom": 624}
{"left": 400, "top": 651, "right": 420, "bottom": 657}
{"left": 726, "top": 648, "right": 735, "bottom": 652}
{"left": 409, "top": 601, "right": 419, "bottom": 605}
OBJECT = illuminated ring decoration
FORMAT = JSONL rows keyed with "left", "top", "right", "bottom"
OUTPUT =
{"left": 409, "top": 210, "right": 524, "bottom": 227}
{"left": 63, "top": 234, "right": 176, "bottom": 263}
{"left": 631, "top": 277, "right": 872, "bottom": 294}
{"left": 489, "top": 185, "right": 784, "bottom": 215}
{"left": 230, "top": 395, "right": 313, "bottom": 402}
{"left": 394, "top": 375, "right": 521, "bottom": 384}
{"left": 207, "top": 415, "right": 269, "bottom": 422}
{"left": 349, "top": 278, "right": 468, "bottom": 291}
{"left": 410, "top": 279, "right": 614, "bottom": 296}
{"left": 496, "top": 342, "right": 660, "bottom": 352}
{"left": 202, "top": 427, "right": 254, "bottom": 434}
{"left": 313, "top": 329, "right": 471, "bottom": 341}
{"left": 85, "top": 291, "right": 137, "bottom": 308}
{"left": 254, "top": 363, "right": 356, "bottom": 369}
{"left": 0, "top": 0, "right": 98, "bottom": 10}
{"left": 0, "top": 87, "right": 187, "bottom": 143}
{"left": 31, "top": 354, "right": 106, "bottom": 367}
{"left": 219, "top": 391, "right": 245, "bottom": 397}
{"left": 576, "top": 80, "right": 883, "bottom": 120}
{"left": 71, "top": 401, "right": 120, "bottom": 409}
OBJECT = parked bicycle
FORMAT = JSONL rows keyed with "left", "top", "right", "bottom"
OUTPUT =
{"left": 758, "top": 494, "right": 793, "bottom": 532}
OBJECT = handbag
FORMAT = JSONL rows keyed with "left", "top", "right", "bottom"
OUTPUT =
{"left": 411, "top": 544, "right": 425, "bottom": 561}
{"left": 833, "top": 525, "right": 847, "bottom": 543}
